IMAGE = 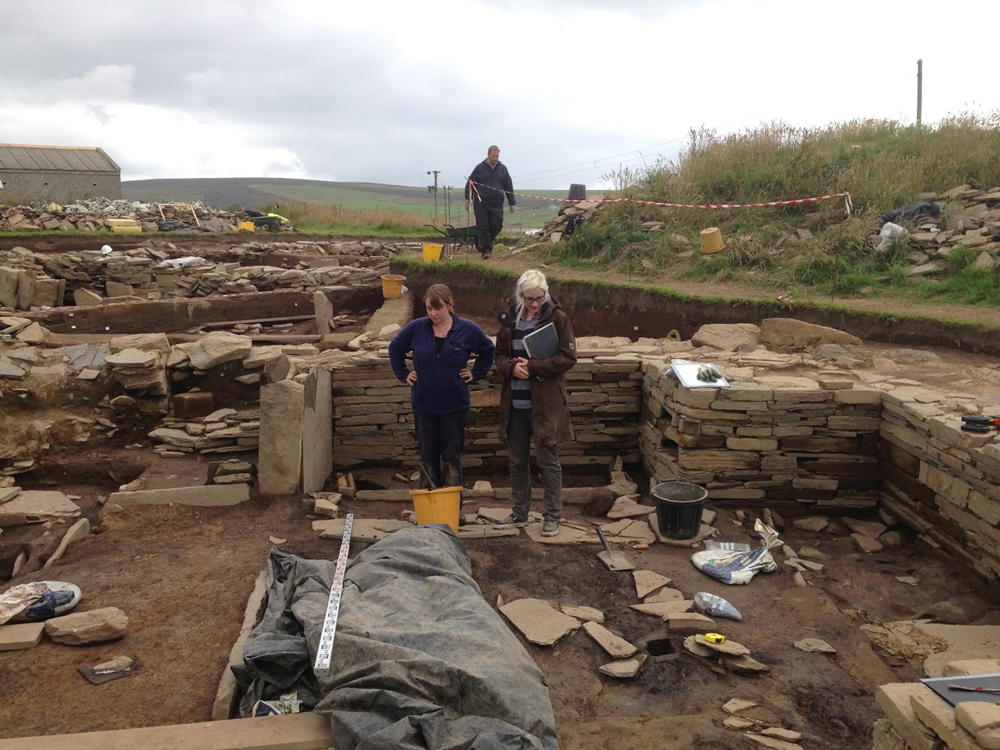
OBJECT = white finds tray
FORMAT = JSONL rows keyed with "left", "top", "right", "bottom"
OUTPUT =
{"left": 667, "top": 359, "right": 731, "bottom": 389}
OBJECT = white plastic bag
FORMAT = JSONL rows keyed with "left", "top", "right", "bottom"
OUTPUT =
{"left": 693, "top": 592, "right": 743, "bottom": 621}
{"left": 877, "top": 222, "right": 908, "bottom": 250}
{"left": 691, "top": 519, "right": 782, "bottom": 585}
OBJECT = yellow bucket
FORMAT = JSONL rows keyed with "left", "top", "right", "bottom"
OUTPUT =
{"left": 410, "top": 486, "right": 462, "bottom": 531}
{"left": 238, "top": 220, "right": 255, "bottom": 233}
{"left": 381, "top": 274, "right": 406, "bottom": 298}
{"left": 700, "top": 227, "right": 725, "bottom": 255}
{"left": 422, "top": 242, "right": 444, "bottom": 262}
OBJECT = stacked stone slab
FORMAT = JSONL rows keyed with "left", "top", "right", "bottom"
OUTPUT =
{"left": 640, "top": 361, "right": 882, "bottom": 511}
{"left": 149, "top": 409, "right": 260, "bottom": 457}
{"left": 330, "top": 354, "right": 642, "bottom": 469}
{"left": 0, "top": 240, "right": 401, "bottom": 309}
{"left": 873, "top": 663, "right": 1000, "bottom": 750}
{"left": 0, "top": 198, "right": 291, "bottom": 233}
{"left": 105, "top": 348, "right": 168, "bottom": 397}
{"left": 878, "top": 387, "right": 1000, "bottom": 580}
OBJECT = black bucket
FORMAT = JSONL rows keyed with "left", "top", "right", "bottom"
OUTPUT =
{"left": 652, "top": 481, "right": 708, "bottom": 539}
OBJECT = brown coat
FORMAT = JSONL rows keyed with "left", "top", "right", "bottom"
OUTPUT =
{"left": 495, "top": 299, "right": 577, "bottom": 446}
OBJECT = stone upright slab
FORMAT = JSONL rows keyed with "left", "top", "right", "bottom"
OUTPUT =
{"left": 313, "top": 291, "right": 334, "bottom": 336}
{"left": 259, "top": 379, "right": 305, "bottom": 495}
{"left": 301, "top": 366, "right": 332, "bottom": 494}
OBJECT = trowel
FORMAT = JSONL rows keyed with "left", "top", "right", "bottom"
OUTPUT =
{"left": 596, "top": 527, "right": 635, "bottom": 571}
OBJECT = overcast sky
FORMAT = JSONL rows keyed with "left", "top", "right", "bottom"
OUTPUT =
{"left": 2, "top": 0, "right": 998, "bottom": 193}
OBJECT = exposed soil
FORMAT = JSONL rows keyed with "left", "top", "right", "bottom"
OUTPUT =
{"left": 3, "top": 233, "right": 1000, "bottom": 746}
{"left": 3, "top": 452, "right": 1000, "bottom": 747}
{"left": 454, "top": 243, "right": 1000, "bottom": 329}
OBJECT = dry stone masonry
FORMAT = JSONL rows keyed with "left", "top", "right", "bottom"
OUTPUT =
{"left": 0, "top": 239, "right": 401, "bottom": 311}
{"left": 0, "top": 198, "right": 292, "bottom": 233}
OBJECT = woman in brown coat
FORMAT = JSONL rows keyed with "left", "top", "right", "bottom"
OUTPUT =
{"left": 493, "top": 269, "right": 577, "bottom": 537}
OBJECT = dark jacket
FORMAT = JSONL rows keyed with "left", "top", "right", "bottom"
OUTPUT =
{"left": 495, "top": 299, "right": 576, "bottom": 446}
{"left": 388, "top": 314, "right": 495, "bottom": 414}
{"left": 465, "top": 160, "right": 515, "bottom": 208}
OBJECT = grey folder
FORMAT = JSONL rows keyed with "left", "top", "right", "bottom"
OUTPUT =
{"left": 522, "top": 322, "right": 559, "bottom": 359}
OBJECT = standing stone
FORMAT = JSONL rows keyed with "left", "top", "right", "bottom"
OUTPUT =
{"left": 15, "top": 272, "right": 35, "bottom": 310}
{"left": 301, "top": 366, "right": 333, "bottom": 494}
{"left": 0, "top": 267, "right": 19, "bottom": 308}
{"left": 259, "top": 379, "right": 305, "bottom": 495}
{"left": 31, "top": 278, "right": 65, "bottom": 308}
{"left": 314, "top": 291, "right": 334, "bottom": 336}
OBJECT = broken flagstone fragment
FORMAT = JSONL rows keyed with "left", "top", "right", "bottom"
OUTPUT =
{"left": 582, "top": 621, "right": 637, "bottom": 659}
{"left": 633, "top": 569, "right": 672, "bottom": 599}
{"left": 722, "top": 698, "right": 758, "bottom": 715}
{"left": 500, "top": 598, "right": 580, "bottom": 646}
{"left": 598, "top": 654, "right": 647, "bottom": 678}
{"left": 793, "top": 637, "right": 836, "bottom": 654}
{"left": 560, "top": 604, "right": 604, "bottom": 623}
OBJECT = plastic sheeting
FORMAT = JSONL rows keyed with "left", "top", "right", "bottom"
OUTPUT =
{"left": 237, "top": 526, "right": 559, "bottom": 749}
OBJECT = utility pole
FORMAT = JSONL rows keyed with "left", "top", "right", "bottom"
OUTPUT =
{"left": 427, "top": 170, "right": 440, "bottom": 217}
{"left": 916, "top": 59, "right": 923, "bottom": 128}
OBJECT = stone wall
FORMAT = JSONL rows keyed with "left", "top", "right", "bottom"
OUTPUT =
{"left": 330, "top": 353, "right": 643, "bottom": 470}
{"left": 878, "top": 389, "right": 1000, "bottom": 580}
{"left": 0, "top": 172, "right": 121, "bottom": 203}
{"left": 639, "top": 361, "right": 883, "bottom": 512}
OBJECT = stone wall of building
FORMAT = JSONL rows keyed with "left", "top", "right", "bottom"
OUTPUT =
{"left": 878, "top": 389, "right": 1000, "bottom": 580}
{"left": 639, "top": 361, "right": 883, "bottom": 512}
{"left": 330, "top": 354, "right": 643, "bottom": 470}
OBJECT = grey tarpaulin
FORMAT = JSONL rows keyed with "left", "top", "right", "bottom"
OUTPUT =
{"left": 234, "top": 547, "right": 333, "bottom": 715}
{"left": 313, "top": 524, "right": 559, "bottom": 749}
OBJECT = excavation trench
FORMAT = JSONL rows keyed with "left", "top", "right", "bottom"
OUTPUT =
{"left": 2, "top": 246, "right": 1000, "bottom": 749}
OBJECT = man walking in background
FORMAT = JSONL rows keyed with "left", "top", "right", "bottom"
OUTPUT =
{"left": 465, "top": 145, "right": 515, "bottom": 260}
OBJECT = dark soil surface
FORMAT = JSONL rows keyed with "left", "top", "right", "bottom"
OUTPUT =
{"left": 3, "top": 454, "right": 999, "bottom": 748}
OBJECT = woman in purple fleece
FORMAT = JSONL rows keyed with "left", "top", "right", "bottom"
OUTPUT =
{"left": 388, "top": 284, "right": 495, "bottom": 490}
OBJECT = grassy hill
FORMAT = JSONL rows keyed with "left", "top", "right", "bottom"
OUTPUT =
{"left": 122, "top": 177, "right": 568, "bottom": 215}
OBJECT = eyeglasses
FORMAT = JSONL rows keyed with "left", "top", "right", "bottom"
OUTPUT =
{"left": 522, "top": 295, "right": 545, "bottom": 304}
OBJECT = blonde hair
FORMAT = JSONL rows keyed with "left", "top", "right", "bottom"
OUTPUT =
{"left": 514, "top": 269, "right": 550, "bottom": 323}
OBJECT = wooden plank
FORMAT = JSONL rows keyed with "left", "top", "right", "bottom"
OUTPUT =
{"left": 0, "top": 713, "right": 335, "bottom": 750}
{"left": 0, "top": 622, "right": 44, "bottom": 651}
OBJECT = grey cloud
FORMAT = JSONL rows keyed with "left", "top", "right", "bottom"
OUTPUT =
{"left": 0, "top": 1, "right": 670, "bottom": 186}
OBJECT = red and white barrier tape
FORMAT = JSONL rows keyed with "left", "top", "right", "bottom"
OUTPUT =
{"left": 466, "top": 179, "right": 853, "bottom": 213}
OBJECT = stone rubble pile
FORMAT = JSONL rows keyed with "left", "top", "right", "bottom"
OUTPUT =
{"left": 539, "top": 201, "right": 604, "bottom": 243}
{"left": 886, "top": 184, "right": 1000, "bottom": 277}
{"left": 0, "top": 198, "right": 293, "bottom": 233}
{"left": 0, "top": 240, "right": 400, "bottom": 311}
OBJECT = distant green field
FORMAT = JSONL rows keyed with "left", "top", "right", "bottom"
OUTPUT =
{"left": 122, "top": 178, "right": 573, "bottom": 229}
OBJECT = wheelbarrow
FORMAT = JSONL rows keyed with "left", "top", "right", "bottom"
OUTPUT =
{"left": 244, "top": 211, "right": 286, "bottom": 233}
{"left": 424, "top": 223, "right": 478, "bottom": 255}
